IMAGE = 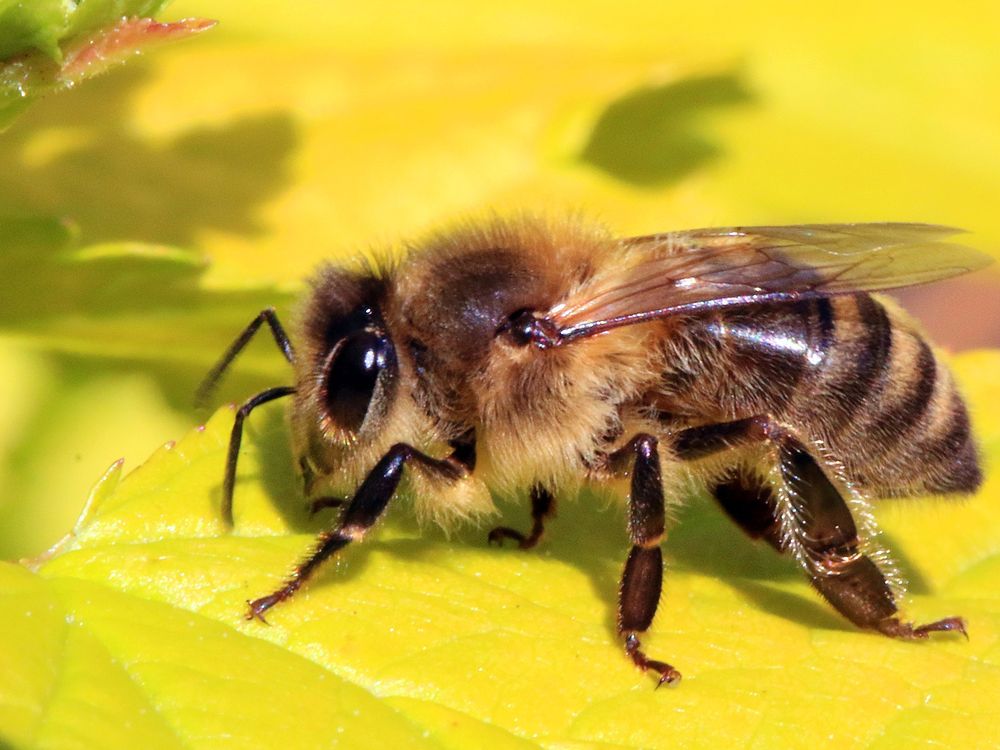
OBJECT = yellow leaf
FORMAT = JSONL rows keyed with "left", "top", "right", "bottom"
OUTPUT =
{"left": 5, "top": 1, "right": 999, "bottom": 284}
{"left": 1, "top": 350, "right": 998, "bottom": 749}
{"left": 2, "top": 2, "right": 1000, "bottom": 746}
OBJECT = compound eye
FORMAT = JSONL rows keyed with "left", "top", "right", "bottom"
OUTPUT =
{"left": 321, "top": 330, "right": 392, "bottom": 434}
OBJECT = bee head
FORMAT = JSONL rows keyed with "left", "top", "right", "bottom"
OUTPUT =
{"left": 299, "top": 266, "right": 398, "bottom": 444}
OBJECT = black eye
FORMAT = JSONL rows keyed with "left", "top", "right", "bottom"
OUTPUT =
{"left": 321, "top": 330, "right": 393, "bottom": 434}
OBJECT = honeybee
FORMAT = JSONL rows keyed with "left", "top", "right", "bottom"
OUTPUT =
{"left": 200, "top": 217, "right": 990, "bottom": 686}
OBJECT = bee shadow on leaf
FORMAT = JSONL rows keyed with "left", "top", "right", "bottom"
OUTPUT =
{"left": 470, "top": 487, "right": 933, "bottom": 638}
{"left": 247, "top": 414, "right": 933, "bottom": 634}
{"left": 251, "top": 405, "right": 317, "bottom": 533}
{"left": 579, "top": 71, "right": 754, "bottom": 187}
{"left": 0, "top": 65, "right": 299, "bottom": 247}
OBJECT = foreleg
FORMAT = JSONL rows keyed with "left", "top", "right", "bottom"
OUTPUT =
{"left": 247, "top": 443, "right": 466, "bottom": 621}
{"left": 221, "top": 386, "right": 296, "bottom": 526}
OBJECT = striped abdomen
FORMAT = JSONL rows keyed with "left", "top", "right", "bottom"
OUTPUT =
{"left": 661, "top": 293, "right": 981, "bottom": 497}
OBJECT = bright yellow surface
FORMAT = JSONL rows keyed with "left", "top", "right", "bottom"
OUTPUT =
{"left": 0, "top": 352, "right": 997, "bottom": 749}
{"left": 1, "top": 1, "right": 999, "bottom": 747}
{"left": 2, "top": 0, "right": 1000, "bottom": 558}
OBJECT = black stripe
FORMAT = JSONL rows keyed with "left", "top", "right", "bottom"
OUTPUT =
{"left": 722, "top": 304, "right": 808, "bottom": 410}
{"left": 776, "top": 298, "right": 835, "bottom": 413}
{"left": 834, "top": 295, "right": 893, "bottom": 426}
{"left": 811, "top": 297, "right": 836, "bottom": 364}
{"left": 934, "top": 392, "right": 972, "bottom": 455}
{"left": 870, "top": 338, "right": 937, "bottom": 449}
{"left": 922, "top": 391, "right": 981, "bottom": 493}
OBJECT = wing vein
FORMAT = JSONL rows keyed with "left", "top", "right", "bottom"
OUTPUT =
{"left": 547, "top": 223, "right": 990, "bottom": 342}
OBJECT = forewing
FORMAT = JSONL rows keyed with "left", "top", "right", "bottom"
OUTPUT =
{"left": 548, "top": 223, "right": 992, "bottom": 341}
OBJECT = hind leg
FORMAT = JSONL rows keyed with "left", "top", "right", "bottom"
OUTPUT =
{"left": 710, "top": 469, "right": 785, "bottom": 552}
{"left": 776, "top": 438, "right": 965, "bottom": 638}
{"left": 674, "top": 419, "right": 966, "bottom": 639}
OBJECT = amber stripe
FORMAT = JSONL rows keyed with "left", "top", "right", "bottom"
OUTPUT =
{"left": 870, "top": 338, "right": 937, "bottom": 450}
{"left": 833, "top": 295, "right": 893, "bottom": 426}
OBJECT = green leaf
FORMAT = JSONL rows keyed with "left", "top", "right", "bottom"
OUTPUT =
{"left": 0, "top": 220, "right": 292, "bottom": 559}
{"left": 0, "top": 0, "right": 69, "bottom": 60}
{"left": 0, "top": 1, "right": 174, "bottom": 60}
{"left": 0, "top": 216, "right": 293, "bottom": 373}
{"left": 0, "top": 4, "right": 213, "bottom": 130}
{"left": 2, "top": 351, "right": 999, "bottom": 749}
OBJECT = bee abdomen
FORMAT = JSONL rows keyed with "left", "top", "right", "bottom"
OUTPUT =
{"left": 789, "top": 295, "right": 893, "bottom": 429}
{"left": 803, "top": 295, "right": 980, "bottom": 496}
{"left": 866, "top": 358, "right": 980, "bottom": 495}
{"left": 867, "top": 337, "right": 937, "bottom": 443}
{"left": 660, "top": 293, "right": 980, "bottom": 497}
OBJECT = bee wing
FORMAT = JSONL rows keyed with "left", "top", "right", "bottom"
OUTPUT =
{"left": 548, "top": 223, "right": 992, "bottom": 342}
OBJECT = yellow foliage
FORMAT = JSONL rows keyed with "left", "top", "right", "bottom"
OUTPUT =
{"left": 1, "top": 1, "right": 999, "bottom": 748}
{"left": 3, "top": 0, "right": 999, "bottom": 556}
{"left": 0, "top": 351, "right": 997, "bottom": 748}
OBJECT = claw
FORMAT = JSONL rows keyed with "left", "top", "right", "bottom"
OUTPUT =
{"left": 487, "top": 526, "right": 527, "bottom": 547}
{"left": 654, "top": 666, "right": 682, "bottom": 689}
{"left": 246, "top": 593, "right": 285, "bottom": 623}
{"left": 624, "top": 632, "right": 681, "bottom": 689}
{"left": 879, "top": 615, "right": 968, "bottom": 640}
{"left": 914, "top": 616, "right": 968, "bottom": 640}
{"left": 245, "top": 599, "right": 268, "bottom": 623}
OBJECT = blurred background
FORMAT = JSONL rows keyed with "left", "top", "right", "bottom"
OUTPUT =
{"left": 1, "top": 0, "right": 999, "bottom": 558}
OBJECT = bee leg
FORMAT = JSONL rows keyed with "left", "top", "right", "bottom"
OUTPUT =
{"left": 196, "top": 308, "right": 295, "bottom": 408}
{"left": 221, "top": 386, "right": 297, "bottom": 527}
{"left": 246, "top": 443, "right": 465, "bottom": 622}
{"left": 673, "top": 417, "right": 764, "bottom": 461}
{"left": 607, "top": 434, "right": 681, "bottom": 687}
{"left": 299, "top": 456, "right": 319, "bottom": 496}
{"left": 487, "top": 486, "right": 555, "bottom": 549}
{"left": 777, "top": 437, "right": 966, "bottom": 640}
{"left": 308, "top": 497, "right": 347, "bottom": 515}
{"left": 710, "top": 470, "right": 785, "bottom": 552}
{"left": 294, "top": 458, "right": 344, "bottom": 514}
{"left": 673, "top": 419, "right": 786, "bottom": 550}
{"left": 675, "top": 419, "right": 966, "bottom": 639}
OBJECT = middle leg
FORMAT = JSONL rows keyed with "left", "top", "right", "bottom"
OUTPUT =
{"left": 487, "top": 486, "right": 555, "bottom": 549}
{"left": 606, "top": 433, "right": 680, "bottom": 686}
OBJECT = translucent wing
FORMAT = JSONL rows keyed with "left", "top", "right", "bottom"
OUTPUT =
{"left": 547, "top": 223, "right": 992, "bottom": 342}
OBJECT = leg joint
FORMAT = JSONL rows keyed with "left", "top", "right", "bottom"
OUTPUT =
{"left": 674, "top": 417, "right": 768, "bottom": 461}
{"left": 632, "top": 433, "right": 658, "bottom": 460}
{"left": 810, "top": 543, "right": 864, "bottom": 575}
